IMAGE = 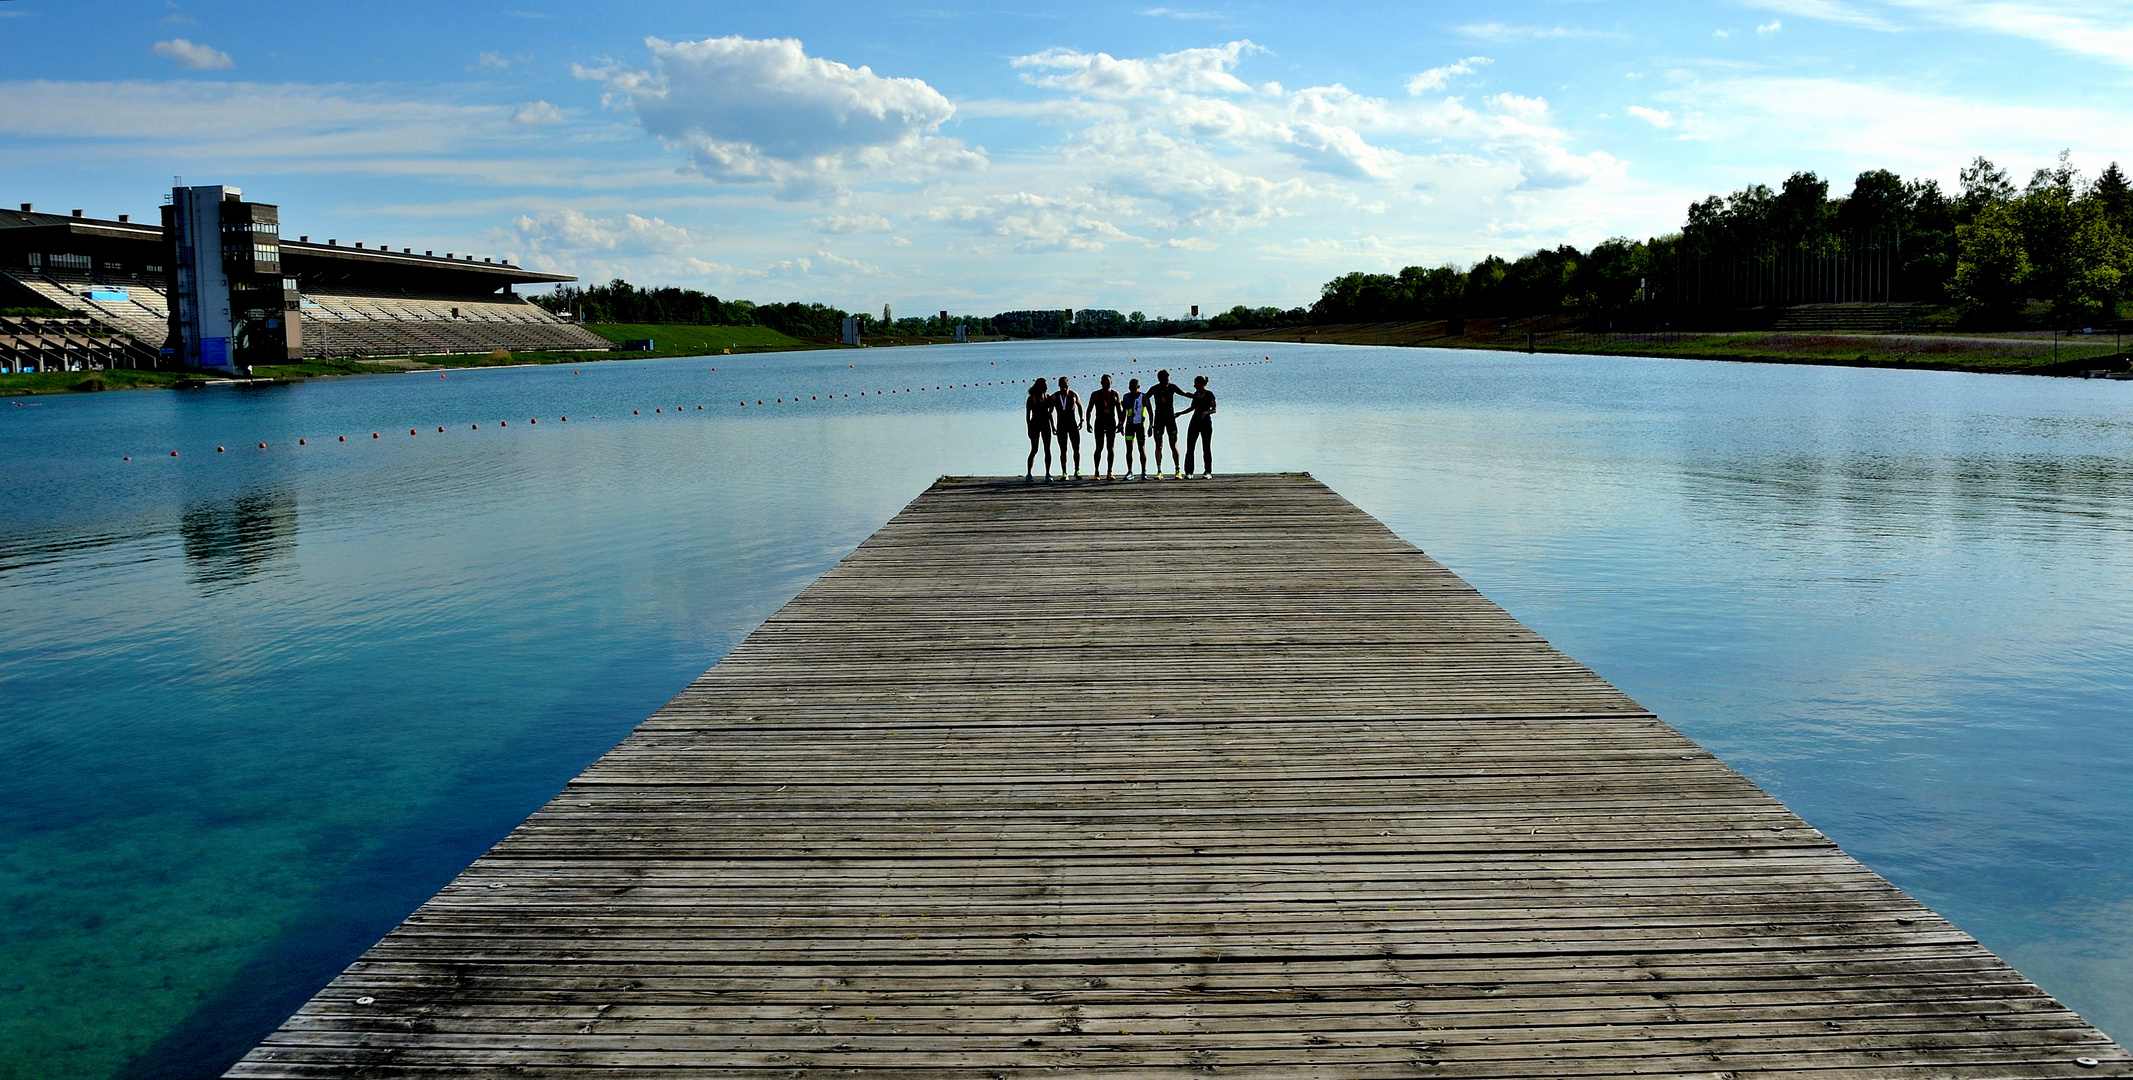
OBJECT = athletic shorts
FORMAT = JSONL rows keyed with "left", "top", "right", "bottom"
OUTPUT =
{"left": 1028, "top": 421, "right": 1051, "bottom": 440}
{"left": 1123, "top": 423, "right": 1145, "bottom": 441}
{"left": 1155, "top": 415, "right": 1179, "bottom": 440}
{"left": 1094, "top": 422, "right": 1117, "bottom": 439}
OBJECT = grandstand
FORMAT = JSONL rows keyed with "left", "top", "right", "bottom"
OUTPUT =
{"left": 1, "top": 198, "right": 609, "bottom": 369}
{"left": 0, "top": 315, "right": 156, "bottom": 373}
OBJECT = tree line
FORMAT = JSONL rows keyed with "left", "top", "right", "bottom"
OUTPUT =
{"left": 1310, "top": 152, "right": 2132, "bottom": 328}
{"left": 533, "top": 155, "right": 2129, "bottom": 341}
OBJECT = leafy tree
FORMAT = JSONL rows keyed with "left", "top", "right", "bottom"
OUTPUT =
{"left": 1952, "top": 203, "right": 2030, "bottom": 320}
{"left": 1959, "top": 156, "right": 2015, "bottom": 218}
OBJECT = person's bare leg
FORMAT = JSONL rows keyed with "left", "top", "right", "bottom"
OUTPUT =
{"left": 1027, "top": 434, "right": 1039, "bottom": 480}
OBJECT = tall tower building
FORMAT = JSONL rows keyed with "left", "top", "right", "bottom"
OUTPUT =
{"left": 163, "top": 185, "right": 301, "bottom": 373}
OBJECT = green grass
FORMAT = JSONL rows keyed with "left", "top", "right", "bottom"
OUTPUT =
{"left": 350, "top": 324, "right": 825, "bottom": 371}
{"left": 246, "top": 358, "right": 408, "bottom": 379}
{"left": 582, "top": 322, "right": 819, "bottom": 356}
{"left": 0, "top": 369, "right": 191, "bottom": 396}
{"left": 1532, "top": 332, "right": 2128, "bottom": 375}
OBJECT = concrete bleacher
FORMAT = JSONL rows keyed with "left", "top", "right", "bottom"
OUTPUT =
{"left": 297, "top": 288, "right": 610, "bottom": 357}
{"left": 2, "top": 266, "right": 610, "bottom": 363}
{"left": 0, "top": 315, "right": 155, "bottom": 372}
{"left": 1771, "top": 303, "right": 1924, "bottom": 333}
{"left": 7, "top": 269, "right": 172, "bottom": 343}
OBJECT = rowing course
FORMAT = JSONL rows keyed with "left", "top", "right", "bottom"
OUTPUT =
{"left": 226, "top": 472, "right": 2128, "bottom": 1077}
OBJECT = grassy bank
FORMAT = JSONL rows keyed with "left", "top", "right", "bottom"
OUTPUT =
{"left": 3, "top": 324, "right": 829, "bottom": 396}
{"left": 1192, "top": 318, "right": 2130, "bottom": 376}
{"left": 0, "top": 369, "right": 194, "bottom": 396}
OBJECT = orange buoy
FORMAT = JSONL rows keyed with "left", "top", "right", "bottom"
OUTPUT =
{"left": 410, "top": 429, "right": 418, "bottom": 435}
{"left": 811, "top": 396, "right": 816, "bottom": 400}
{"left": 757, "top": 400, "right": 763, "bottom": 404}
{"left": 560, "top": 416, "right": 567, "bottom": 421}
{"left": 499, "top": 420, "right": 507, "bottom": 426}
{"left": 372, "top": 432, "right": 380, "bottom": 438}
{"left": 338, "top": 436, "right": 346, "bottom": 441}
{"left": 258, "top": 442, "right": 266, "bottom": 448}
{"left": 529, "top": 418, "right": 536, "bottom": 424}
{"left": 171, "top": 450, "right": 179, "bottom": 456}
{"left": 696, "top": 405, "right": 702, "bottom": 410}
{"left": 123, "top": 456, "right": 131, "bottom": 460}
{"left": 472, "top": 423, "right": 478, "bottom": 429}
{"left": 439, "top": 373, "right": 446, "bottom": 378}
{"left": 633, "top": 409, "right": 639, "bottom": 414}
{"left": 438, "top": 426, "right": 445, "bottom": 432}
{"left": 300, "top": 438, "right": 307, "bottom": 445}
{"left": 217, "top": 446, "right": 225, "bottom": 452}
{"left": 739, "top": 401, "right": 747, "bottom": 406}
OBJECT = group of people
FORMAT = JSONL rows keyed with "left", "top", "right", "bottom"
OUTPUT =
{"left": 1025, "top": 368, "right": 1216, "bottom": 481}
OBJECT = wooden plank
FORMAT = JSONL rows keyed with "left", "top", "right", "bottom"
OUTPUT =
{"left": 225, "top": 474, "right": 2128, "bottom": 1078}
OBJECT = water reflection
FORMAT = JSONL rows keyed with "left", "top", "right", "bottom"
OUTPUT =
{"left": 180, "top": 491, "right": 296, "bottom": 592}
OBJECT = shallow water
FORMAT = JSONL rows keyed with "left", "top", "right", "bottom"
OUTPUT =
{"left": 2, "top": 340, "right": 2129, "bottom": 1077}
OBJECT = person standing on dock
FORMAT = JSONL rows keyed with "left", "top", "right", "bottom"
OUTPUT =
{"left": 1024, "top": 378, "right": 1054, "bottom": 482}
{"left": 1183, "top": 374, "right": 1217, "bottom": 478}
{"left": 1147, "top": 369, "right": 1190, "bottom": 478}
{"left": 1087, "top": 374, "right": 1122, "bottom": 480}
{"left": 1052, "top": 376, "right": 1084, "bottom": 479}
{"left": 1120, "top": 377, "right": 1150, "bottom": 479}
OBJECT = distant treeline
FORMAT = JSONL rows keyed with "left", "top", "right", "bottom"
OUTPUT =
{"left": 1312, "top": 153, "right": 2132, "bottom": 328}
{"left": 529, "top": 281, "right": 1233, "bottom": 339}
{"left": 534, "top": 156, "right": 2130, "bottom": 340}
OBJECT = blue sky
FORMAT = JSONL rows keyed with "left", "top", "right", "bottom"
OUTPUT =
{"left": 2, "top": 0, "right": 2128, "bottom": 313}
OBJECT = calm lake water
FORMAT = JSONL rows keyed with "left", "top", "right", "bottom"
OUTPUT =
{"left": 3, "top": 339, "right": 2130, "bottom": 1077}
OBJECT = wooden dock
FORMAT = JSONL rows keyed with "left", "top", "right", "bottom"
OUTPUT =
{"left": 230, "top": 474, "right": 2127, "bottom": 1078}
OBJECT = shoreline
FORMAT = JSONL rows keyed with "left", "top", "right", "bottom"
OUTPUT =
{"left": 1185, "top": 320, "right": 2131, "bottom": 378}
{"left": 9, "top": 324, "right": 2128, "bottom": 399}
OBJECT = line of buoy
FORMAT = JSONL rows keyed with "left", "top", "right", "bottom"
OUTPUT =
{"left": 119, "top": 356, "right": 1281, "bottom": 459}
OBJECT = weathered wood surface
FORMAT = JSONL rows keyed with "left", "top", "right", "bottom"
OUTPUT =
{"left": 229, "top": 473, "right": 2127, "bottom": 1078}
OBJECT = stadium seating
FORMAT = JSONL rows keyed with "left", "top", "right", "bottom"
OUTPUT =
{"left": 0, "top": 315, "right": 155, "bottom": 372}
{"left": 10, "top": 270, "right": 173, "bottom": 342}
{"left": 296, "top": 288, "right": 610, "bottom": 357}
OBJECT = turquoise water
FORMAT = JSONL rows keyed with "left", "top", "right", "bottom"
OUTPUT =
{"left": 2, "top": 340, "right": 2129, "bottom": 1077}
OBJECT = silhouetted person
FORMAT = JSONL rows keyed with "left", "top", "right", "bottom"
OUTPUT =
{"left": 1024, "top": 378, "right": 1053, "bottom": 481}
{"left": 1119, "top": 377, "right": 1150, "bottom": 479}
{"left": 1052, "top": 376, "right": 1083, "bottom": 479}
{"left": 1147, "top": 369, "right": 1190, "bottom": 478}
{"left": 1183, "top": 374, "right": 1217, "bottom": 477}
{"left": 1087, "top": 373, "right": 1122, "bottom": 480}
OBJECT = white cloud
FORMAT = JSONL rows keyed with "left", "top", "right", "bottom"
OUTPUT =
{"left": 810, "top": 213, "right": 894, "bottom": 234}
{"left": 924, "top": 192, "right": 1143, "bottom": 252}
{"left": 1758, "top": 20, "right": 1783, "bottom": 34}
{"left": 478, "top": 52, "right": 511, "bottom": 70}
{"left": 1454, "top": 23, "right": 1621, "bottom": 42}
{"left": 513, "top": 209, "right": 696, "bottom": 255}
{"left": 151, "top": 38, "right": 233, "bottom": 70}
{"left": 510, "top": 100, "right": 564, "bottom": 125}
{"left": 582, "top": 35, "right": 982, "bottom": 199}
{"left": 1654, "top": 73, "right": 2126, "bottom": 178}
{"left": 1138, "top": 7, "right": 1222, "bottom": 18}
{"left": 1013, "top": 41, "right": 1260, "bottom": 98}
{"left": 1628, "top": 104, "right": 1675, "bottom": 128}
{"left": 1887, "top": 0, "right": 2133, "bottom": 69}
{"left": 1406, "top": 56, "right": 1491, "bottom": 95}
{"left": 1741, "top": 0, "right": 1899, "bottom": 31}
